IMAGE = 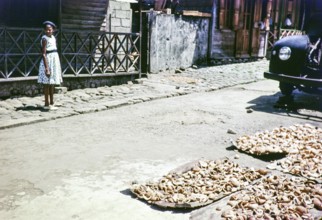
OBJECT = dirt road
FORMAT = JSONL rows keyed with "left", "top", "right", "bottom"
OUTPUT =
{"left": 0, "top": 79, "right": 321, "bottom": 220}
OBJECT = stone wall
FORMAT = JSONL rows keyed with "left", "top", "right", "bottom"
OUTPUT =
{"left": 0, "top": 79, "right": 42, "bottom": 98}
{"left": 0, "top": 75, "right": 138, "bottom": 99}
{"left": 107, "top": 0, "right": 132, "bottom": 32}
{"left": 149, "top": 13, "right": 210, "bottom": 73}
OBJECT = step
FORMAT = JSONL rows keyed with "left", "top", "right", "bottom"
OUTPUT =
{"left": 62, "top": 9, "right": 106, "bottom": 17}
{"left": 63, "top": 2, "right": 107, "bottom": 8}
{"left": 61, "top": 20, "right": 104, "bottom": 26}
{"left": 62, "top": 5, "right": 107, "bottom": 13}
{"left": 61, "top": 18, "right": 104, "bottom": 23}
{"left": 61, "top": 24, "right": 106, "bottom": 31}
{"left": 62, "top": 14, "right": 105, "bottom": 21}
{"left": 62, "top": 0, "right": 107, "bottom": 4}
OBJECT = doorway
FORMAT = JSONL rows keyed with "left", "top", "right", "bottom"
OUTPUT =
{"left": 235, "top": 0, "right": 262, "bottom": 58}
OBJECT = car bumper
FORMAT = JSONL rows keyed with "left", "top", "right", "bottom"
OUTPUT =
{"left": 264, "top": 72, "right": 322, "bottom": 87}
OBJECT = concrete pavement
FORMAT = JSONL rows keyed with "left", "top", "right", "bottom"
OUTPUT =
{"left": 0, "top": 60, "right": 269, "bottom": 130}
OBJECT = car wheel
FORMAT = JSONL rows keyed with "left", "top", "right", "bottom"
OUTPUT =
{"left": 279, "top": 82, "right": 294, "bottom": 96}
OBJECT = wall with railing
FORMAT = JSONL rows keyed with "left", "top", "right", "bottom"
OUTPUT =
{"left": 0, "top": 27, "right": 141, "bottom": 98}
{"left": 0, "top": 27, "right": 141, "bottom": 81}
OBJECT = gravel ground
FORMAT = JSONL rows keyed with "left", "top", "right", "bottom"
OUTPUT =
{"left": 0, "top": 59, "right": 268, "bottom": 129}
{"left": 1, "top": 59, "right": 321, "bottom": 220}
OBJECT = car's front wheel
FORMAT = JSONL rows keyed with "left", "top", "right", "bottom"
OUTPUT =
{"left": 279, "top": 82, "right": 294, "bottom": 96}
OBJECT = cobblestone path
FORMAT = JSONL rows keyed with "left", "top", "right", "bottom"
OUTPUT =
{"left": 0, "top": 60, "right": 269, "bottom": 129}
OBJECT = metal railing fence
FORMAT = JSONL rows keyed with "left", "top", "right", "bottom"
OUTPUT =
{"left": 0, "top": 27, "right": 141, "bottom": 81}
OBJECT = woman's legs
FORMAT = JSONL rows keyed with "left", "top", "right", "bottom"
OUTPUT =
{"left": 43, "top": 85, "right": 57, "bottom": 110}
{"left": 43, "top": 85, "right": 50, "bottom": 106}
{"left": 49, "top": 85, "right": 54, "bottom": 105}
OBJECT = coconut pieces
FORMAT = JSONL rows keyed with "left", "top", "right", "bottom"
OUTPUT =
{"left": 221, "top": 175, "right": 322, "bottom": 219}
{"left": 267, "top": 140, "right": 322, "bottom": 182}
{"left": 234, "top": 124, "right": 322, "bottom": 155}
{"left": 131, "top": 158, "right": 269, "bottom": 208}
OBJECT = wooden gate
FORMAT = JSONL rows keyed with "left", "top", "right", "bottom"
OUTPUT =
{"left": 235, "top": 0, "right": 262, "bottom": 58}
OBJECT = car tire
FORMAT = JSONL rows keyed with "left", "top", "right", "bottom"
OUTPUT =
{"left": 279, "top": 82, "right": 294, "bottom": 96}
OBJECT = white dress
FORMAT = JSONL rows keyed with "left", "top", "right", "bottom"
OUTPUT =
{"left": 38, "top": 35, "right": 63, "bottom": 85}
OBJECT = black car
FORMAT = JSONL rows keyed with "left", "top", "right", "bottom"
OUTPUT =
{"left": 264, "top": 13, "right": 322, "bottom": 96}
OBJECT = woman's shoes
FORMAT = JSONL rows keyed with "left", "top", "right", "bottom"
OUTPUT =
{"left": 43, "top": 105, "right": 58, "bottom": 110}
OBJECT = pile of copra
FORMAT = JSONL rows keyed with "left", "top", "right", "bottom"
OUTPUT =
{"left": 131, "top": 158, "right": 268, "bottom": 208}
{"left": 234, "top": 124, "right": 322, "bottom": 155}
{"left": 220, "top": 175, "right": 322, "bottom": 219}
{"left": 267, "top": 139, "right": 322, "bottom": 182}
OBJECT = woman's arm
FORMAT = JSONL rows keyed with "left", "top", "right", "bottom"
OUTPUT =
{"left": 41, "top": 38, "right": 50, "bottom": 76}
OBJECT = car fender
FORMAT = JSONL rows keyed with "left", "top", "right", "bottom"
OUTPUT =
{"left": 269, "top": 35, "right": 309, "bottom": 76}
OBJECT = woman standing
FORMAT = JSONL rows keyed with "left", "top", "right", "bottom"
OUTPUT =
{"left": 284, "top": 14, "right": 292, "bottom": 28}
{"left": 38, "top": 21, "right": 62, "bottom": 110}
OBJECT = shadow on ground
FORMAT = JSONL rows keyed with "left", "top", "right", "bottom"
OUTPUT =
{"left": 15, "top": 105, "right": 48, "bottom": 112}
{"left": 246, "top": 90, "right": 322, "bottom": 122}
{"left": 226, "top": 145, "right": 287, "bottom": 162}
{"left": 120, "top": 189, "right": 194, "bottom": 214}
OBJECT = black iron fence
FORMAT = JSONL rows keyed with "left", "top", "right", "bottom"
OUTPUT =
{"left": 0, "top": 27, "right": 141, "bottom": 81}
